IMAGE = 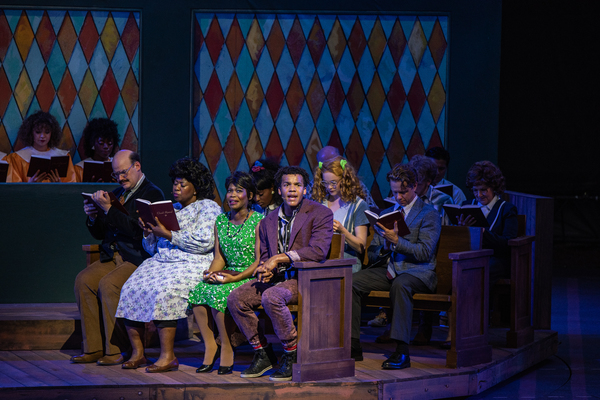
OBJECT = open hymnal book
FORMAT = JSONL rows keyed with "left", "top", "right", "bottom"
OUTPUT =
{"left": 433, "top": 183, "right": 453, "bottom": 197}
{"left": 136, "top": 199, "right": 180, "bottom": 231}
{"left": 364, "top": 209, "right": 410, "bottom": 237}
{"left": 82, "top": 160, "right": 113, "bottom": 182}
{"left": 27, "top": 154, "right": 70, "bottom": 177}
{"left": 0, "top": 160, "right": 8, "bottom": 182}
{"left": 82, "top": 192, "right": 129, "bottom": 216}
{"left": 442, "top": 204, "right": 489, "bottom": 227}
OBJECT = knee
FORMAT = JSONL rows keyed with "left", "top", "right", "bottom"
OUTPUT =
{"left": 261, "top": 289, "right": 284, "bottom": 310}
{"left": 227, "top": 289, "right": 242, "bottom": 312}
{"left": 74, "top": 269, "right": 94, "bottom": 296}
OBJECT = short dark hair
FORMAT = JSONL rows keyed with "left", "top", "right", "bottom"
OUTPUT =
{"left": 387, "top": 164, "right": 418, "bottom": 188}
{"left": 17, "top": 111, "right": 62, "bottom": 148}
{"left": 275, "top": 166, "right": 309, "bottom": 188}
{"left": 226, "top": 171, "right": 257, "bottom": 208}
{"left": 250, "top": 158, "right": 282, "bottom": 204}
{"left": 409, "top": 154, "right": 437, "bottom": 184}
{"left": 465, "top": 161, "right": 506, "bottom": 195}
{"left": 168, "top": 157, "right": 215, "bottom": 200}
{"left": 82, "top": 118, "right": 120, "bottom": 158}
{"left": 425, "top": 146, "right": 450, "bottom": 166}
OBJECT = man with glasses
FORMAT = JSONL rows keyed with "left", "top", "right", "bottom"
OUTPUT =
{"left": 72, "top": 150, "right": 164, "bottom": 366}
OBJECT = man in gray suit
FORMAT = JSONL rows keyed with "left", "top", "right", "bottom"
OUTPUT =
{"left": 351, "top": 164, "right": 441, "bottom": 369}
{"left": 228, "top": 166, "right": 333, "bottom": 381}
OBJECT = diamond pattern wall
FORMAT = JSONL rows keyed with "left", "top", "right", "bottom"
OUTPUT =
{"left": 0, "top": 9, "right": 140, "bottom": 163}
{"left": 193, "top": 13, "right": 448, "bottom": 204}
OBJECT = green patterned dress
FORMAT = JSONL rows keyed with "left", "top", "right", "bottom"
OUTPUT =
{"left": 188, "top": 211, "right": 263, "bottom": 313}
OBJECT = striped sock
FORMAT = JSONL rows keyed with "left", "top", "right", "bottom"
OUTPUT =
{"left": 283, "top": 343, "right": 297, "bottom": 353}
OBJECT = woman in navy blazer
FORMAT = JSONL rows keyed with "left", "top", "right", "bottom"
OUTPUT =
{"left": 458, "top": 161, "right": 518, "bottom": 285}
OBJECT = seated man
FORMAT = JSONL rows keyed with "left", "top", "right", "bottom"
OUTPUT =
{"left": 425, "top": 146, "right": 467, "bottom": 205}
{"left": 409, "top": 154, "right": 454, "bottom": 225}
{"left": 72, "top": 150, "right": 164, "bottom": 365}
{"left": 227, "top": 166, "right": 333, "bottom": 381}
{"left": 351, "top": 164, "right": 441, "bottom": 370}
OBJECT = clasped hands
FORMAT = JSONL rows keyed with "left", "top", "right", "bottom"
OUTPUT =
{"left": 253, "top": 257, "right": 279, "bottom": 283}
{"left": 375, "top": 221, "right": 400, "bottom": 252}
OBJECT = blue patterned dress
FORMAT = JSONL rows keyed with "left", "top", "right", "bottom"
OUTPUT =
{"left": 188, "top": 211, "right": 263, "bottom": 313}
{"left": 116, "top": 199, "right": 221, "bottom": 321}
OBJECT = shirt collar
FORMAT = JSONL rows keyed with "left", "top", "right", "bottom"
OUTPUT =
{"left": 393, "top": 194, "right": 418, "bottom": 216}
{"left": 478, "top": 195, "right": 499, "bottom": 215}
{"left": 126, "top": 173, "right": 145, "bottom": 197}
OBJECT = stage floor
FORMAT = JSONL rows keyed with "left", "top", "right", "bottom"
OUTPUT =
{"left": 0, "top": 326, "right": 557, "bottom": 400}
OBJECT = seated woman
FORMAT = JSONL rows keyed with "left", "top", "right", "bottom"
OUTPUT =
{"left": 189, "top": 171, "right": 263, "bottom": 375}
{"left": 249, "top": 159, "right": 282, "bottom": 215}
{"left": 115, "top": 157, "right": 221, "bottom": 372}
{"left": 458, "top": 160, "right": 518, "bottom": 285}
{"left": 312, "top": 156, "right": 369, "bottom": 273}
{"left": 75, "top": 118, "right": 120, "bottom": 182}
{"left": 5, "top": 111, "right": 76, "bottom": 182}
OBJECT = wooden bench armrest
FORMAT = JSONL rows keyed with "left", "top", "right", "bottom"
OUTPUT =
{"left": 293, "top": 258, "right": 355, "bottom": 270}
{"left": 448, "top": 248, "right": 493, "bottom": 261}
{"left": 508, "top": 235, "right": 535, "bottom": 247}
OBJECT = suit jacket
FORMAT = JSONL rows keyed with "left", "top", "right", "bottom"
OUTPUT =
{"left": 370, "top": 197, "right": 441, "bottom": 292}
{"left": 87, "top": 177, "right": 164, "bottom": 266}
{"left": 259, "top": 199, "right": 333, "bottom": 275}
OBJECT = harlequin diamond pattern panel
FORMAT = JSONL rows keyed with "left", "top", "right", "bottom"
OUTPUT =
{"left": 0, "top": 9, "right": 140, "bottom": 163}
{"left": 193, "top": 13, "right": 448, "bottom": 204}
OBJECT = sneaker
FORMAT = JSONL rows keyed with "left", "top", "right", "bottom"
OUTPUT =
{"left": 240, "top": 344, "right": 278, "bottom": 378}
{"left": 269, "top": 350, "right": 296, "bottom": 381}
{"left": 367, "top": 309, "right": 388, "bottom": 327}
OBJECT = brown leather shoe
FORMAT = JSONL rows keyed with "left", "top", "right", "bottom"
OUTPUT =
{"left": 122, "top": 357, "right": 148, "bottom": 369}
{"left": 70, "top": 351, "right": 103, "bottom": 364}
{"left": 97, "top": 353, "right": 126, "bottom": 366}
{"left": 146, "top": 358, "right": 179, "bottom": 373}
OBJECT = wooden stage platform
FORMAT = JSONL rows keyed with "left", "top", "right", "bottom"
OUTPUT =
{"left": 0, "top": 304, "right": 557, "bottom": 400}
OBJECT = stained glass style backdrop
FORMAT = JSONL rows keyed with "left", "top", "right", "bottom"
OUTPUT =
{"left": 193, "top": 13, "right": 448, "bottom": 204}
{"left": 0, "top": 9, "right": 140, "bottom": 163}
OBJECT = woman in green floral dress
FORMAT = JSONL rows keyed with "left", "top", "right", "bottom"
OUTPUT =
{"left": 189, "top": 172, "right": 263, "bottom": 375}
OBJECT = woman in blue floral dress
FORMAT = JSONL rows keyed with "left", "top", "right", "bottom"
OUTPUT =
{"left": 116, "top": 158, "right": 221, "bottom": 372}
{"left": 189, "top": 172, "right": 263, "bottom": 375}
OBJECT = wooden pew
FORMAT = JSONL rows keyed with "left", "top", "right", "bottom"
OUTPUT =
{"left": 366, "top": 226, "right": 493, "bottom": 368}
{"left": 490, "top": 215, "right": 535, "bottom": 348}
{"left": 82, "top": 245, "right": 193, "bottom": 347}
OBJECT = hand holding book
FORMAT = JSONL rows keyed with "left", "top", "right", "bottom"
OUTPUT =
{"left": 139, "top": 216, "right": 173, "bottom": 241}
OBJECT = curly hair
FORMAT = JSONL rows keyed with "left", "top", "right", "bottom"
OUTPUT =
{"left": 387, "top": 163, "right": 418, "bottom": 188}
{"left": 17, "top": 111, "right": 62, "bottom": 148}
{"left": 168, "top": 157, "right": 216, "bottom": 200}
{"left": 274, "top": 165, "right": 309, "bottom": 188}
{"left": 408, "top": 154, "right": 437, "bottom": 184}
{"left": 226, "top": 171, "right": 257, "bottom": 208}
{"left": 249, "top": 158, "right": 282, "bottom": 205}
{"left": 312, "top": 157, "right": 367, "bottom": 203}
{"left": 465, "top": 161, "right": 506, "bottom": 195}
{"left": 82, "top": 118, "right": 120, "bottom": 158}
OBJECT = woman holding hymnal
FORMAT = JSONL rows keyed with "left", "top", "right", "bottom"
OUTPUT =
{"left": 4, "top": 111, "right": 76, "bottom": 182}
{"left": 457, "top": 161, "right": 519, "bottom": 286}
{"left": 74, "top": 118, "right": 120, "bottom": 182}
{"left": 115, "top": 157, "right": 221, "bottom": 372}
{"left": 189, "top": 171, "right": 264, "bottom": 375}
{"left": 312, "top": 156, "right": 370, "bottom": 273}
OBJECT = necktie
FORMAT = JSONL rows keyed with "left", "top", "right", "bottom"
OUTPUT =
{"left": 386, "top": 207, "right": 405, "bottom": 280}
{"left": 119, "top": 191, "right": 130, "bottom": 204}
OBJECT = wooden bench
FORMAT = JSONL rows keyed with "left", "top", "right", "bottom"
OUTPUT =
{"left": 82, "top": 245, "right": 193, "bottom": 347}
{"left": 490, "top": 215, "right": 536, "bottom": 348}
{"left": 365, "top": 226, "right": 493, "bottom": 368}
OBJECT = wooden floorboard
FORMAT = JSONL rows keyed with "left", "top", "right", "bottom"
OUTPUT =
{"left": 0, "top": 303, "right": 559, "bottom": 399}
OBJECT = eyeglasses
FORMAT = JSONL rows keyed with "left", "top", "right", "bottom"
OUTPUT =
{"left": 111, "top": 164, "right": 134, "bottom": 180}
{"left": 321, "top": 180, "right": 339, "bottom": 188}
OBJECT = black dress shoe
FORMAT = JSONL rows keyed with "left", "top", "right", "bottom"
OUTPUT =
{"left": 196, "top": 345, "right": 221, "bottom": 373}
{"left": 217, "top": 365, "right": 233, "bottom": 375}
{"left": 350, "top": 346, "right": 363, "bottom": 361}
{"left": 382, "top": 352, "right": 410, "bottom": 370}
